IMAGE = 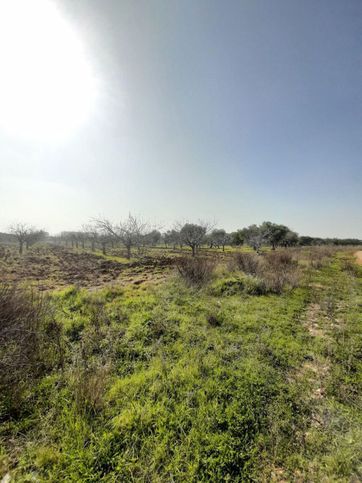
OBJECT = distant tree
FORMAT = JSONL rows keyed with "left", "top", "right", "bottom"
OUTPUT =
{"left": 282, "top": 230, "right": 299, "bottom": 247}
{"left": 260, "top": 222, "right": 290, "bottom": 249}
{"left": 143, "top": 230, "right": 162, "bottom": 247}
{"left": 210, "top": 229, "right": 229, "bottom": 251}
{"left": 82, "top": 224, "right": 99, "bottom": 251}
{"left": 163, "top": 230, "right": 180, "bottom": 249}
{"left": 25, "top": 229, "right": 47, "bottom": 249}
{"left": 230, "top": 230, "right": 245, "bottom": 247}
{"left": 95, "top": 214, "right": 148, "bottom": 259}
{"left": 242, "top": 224, "right": 268, "bottom": 253}
{"left": 10, "top": 223, "right": 30, "bottom": 254}
{"left": 179, "top": 223, "right": 207, "bottom": 257}
{"left": 298, "top": 236, "right": 315, "bottom": 246}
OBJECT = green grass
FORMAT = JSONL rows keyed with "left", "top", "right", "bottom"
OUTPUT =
{"left": 0, "top": 250, "right": 361, "bottom": 481}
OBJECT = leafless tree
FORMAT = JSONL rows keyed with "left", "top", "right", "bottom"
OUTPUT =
{"left": 82, "top": 224, "right": 99, "bottom": 251}
{"left": 25, "top": 229, "right": 47, "bottom": 249}
{"left": 10, "top": 223, "right": 30, "bottom": 254}
{"left": 94, "top": 214, "right": 148, "bottom": 259}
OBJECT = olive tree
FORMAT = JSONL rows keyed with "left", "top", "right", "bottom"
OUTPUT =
{"left": 179, "top": 223, "right": 207, "bottom": 257}
{"left": 242, "top": 224, "right": 269, "bottom": 254}
{"left": 163, "top": 230, "right": 180, "bottom": 249}
{"left": 209, "top": 229, "right": 230, "bottom": 251}
{"left": 260, "top": 222, "right": 290, "bottom": 250}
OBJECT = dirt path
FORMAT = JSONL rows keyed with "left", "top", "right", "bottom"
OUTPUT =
{"left": 354, "top": 251, "right": 362, "bottom": 265}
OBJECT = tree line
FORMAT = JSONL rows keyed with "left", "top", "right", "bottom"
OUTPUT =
{"left": 4, "top": 216, "right": 362, "bottom": 257}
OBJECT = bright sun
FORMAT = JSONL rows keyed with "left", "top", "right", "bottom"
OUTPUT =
{"left": 0, "top": 0, "right": 97, "bottom": 141}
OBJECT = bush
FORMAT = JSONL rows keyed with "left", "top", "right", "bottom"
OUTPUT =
{"left": 209, "top": 276, "right": 245, "bottom": 296}
{"left": 231, "top": 252, "right": 261, "bottom": 275}
{"left": 243, "top": 276, "right": 267, "bottom": 295}
{"left": 262, "top": 251, "right": 300, "bottom": 294}
{"left": 230, "top": 250, "right": 300, "bottom": 294}
{"left": 0, "top": 285, "right": 60, "bottom": 416}
{"left": 308, "top": 247, "right": 336, "bottom": 268}
{"left": 176, "top": 256, "right": 216, "bottom": 287}
{"left": 264, "top": 250, "right": 296, "bottom": 269}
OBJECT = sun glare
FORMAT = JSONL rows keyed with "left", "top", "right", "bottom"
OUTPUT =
{"left": 0, "top": 0, "right": 97, "bottom": 141}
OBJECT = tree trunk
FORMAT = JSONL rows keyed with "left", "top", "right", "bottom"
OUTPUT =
{"left": 126, "top": 245, "right": 131, "bottom": 259}
{"left": 102, "top": 242, "right": 106, "bottom": 255}
{"left": 191, "top": 245, "right": 196, "bottom": 257}
{"left": 19, "top": 241, "right": 23, "bottom": 254}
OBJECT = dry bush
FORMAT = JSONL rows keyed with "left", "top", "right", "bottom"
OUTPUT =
{"left": 230, "top": 250, "right": 300, "bottom": 294}
{"left": 308, "top": 246, "right": 337, "bottom": 268}
{"left": 341, "top": 258, "right": 360, "bottom": 277}
{"left": 262, "top": 268, "right": 301, "bottom": 294}
{"left": 231, "top": 252, "right": 261, "bottom": 275}
{"left": 176, "top": 256, "right": 216, "bottom": 287}
{"left": 262, "top": 251, "right": 300, "bottom": 294}
{"left": 0, "top": 285, "right": 60, "bottom": 416}
{"left": 264, "top": 250, "right": 296, "bottom": 269}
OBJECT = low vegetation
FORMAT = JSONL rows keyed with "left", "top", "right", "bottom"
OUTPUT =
{"left": 0, "top": 241, "right": 361, "bottom": 481}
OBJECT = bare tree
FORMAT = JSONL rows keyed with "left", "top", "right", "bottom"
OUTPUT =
{"left": 94, "top": 214, "right": 148, "bottom": 259}
{"left": 82, "top": 224, "right": 99, "bottom": 251}
{"left": 10, "top": 223, "right": 30, "bottom": 254}
{"left": 25, "top": 229, "right": 47, "bottom": 249}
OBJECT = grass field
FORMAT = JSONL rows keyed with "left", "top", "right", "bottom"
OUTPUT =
{"left": 0, "top": 245, "right": 361, "bottom": 482}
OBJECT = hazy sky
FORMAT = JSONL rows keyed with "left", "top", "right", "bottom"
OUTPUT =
{"left": 1, "top": 0, "right": 361, "bottom": 237}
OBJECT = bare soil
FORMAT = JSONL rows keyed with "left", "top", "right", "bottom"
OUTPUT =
{"left": 0, "top": 246, "right": 175, "bottom": 290}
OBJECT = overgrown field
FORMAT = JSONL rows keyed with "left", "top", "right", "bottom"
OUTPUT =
{"left": 0, "top": 246, "right": 361, "bottom": 481}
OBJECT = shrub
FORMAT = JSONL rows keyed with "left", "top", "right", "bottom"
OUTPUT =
{"left": 341, "top": 258, "right": 360, "bottom": 277}
{"left": 230, "top": 250, "right": 300, "bottom": 294}
{"left": 231, "top": 252, "right": 261, "bottom": 275}
{"left": 262, "top": 251, "right": 300, "bottom": 294}
{"left": 176, "top": 256, "right": 216, "bottom": 287}
{"left": 308, "top": 246, "right": 336, "bottom": 268}
{"left": 0, "top": 285, "right": 60, "bottom": 416}
{"left": 243, "top": 276, "right": 267, "bottom": 295}
{"left": 264, "top": 250, "right": 296, "bottom": 269}
{"left": 209, "top": 276, "right": 245, "bottom": 296}
{"left": 262, "top": 270, "right": 300, "bottom": 294}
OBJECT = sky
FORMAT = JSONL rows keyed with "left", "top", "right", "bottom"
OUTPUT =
{"left": 0, "top": 0, "right": 361, "bottom": 237}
